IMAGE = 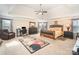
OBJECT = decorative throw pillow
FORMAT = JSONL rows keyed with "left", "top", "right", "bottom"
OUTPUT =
{"left": 30, "top": 44, "right": 41, "bottom": 51}
{"left": 27, "top": 40, "right": 45, "bottom": 46}
{"left": 32, "top": 41, "right": 45, "bottom": 46}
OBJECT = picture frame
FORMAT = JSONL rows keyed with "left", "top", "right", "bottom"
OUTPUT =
{"left": 29, "top": 22, "right": 36, "bottom": 27}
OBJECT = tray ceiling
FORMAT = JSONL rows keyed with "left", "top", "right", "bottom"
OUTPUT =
{"left": 0, "top": 4, "right": 79, "bottom": 19}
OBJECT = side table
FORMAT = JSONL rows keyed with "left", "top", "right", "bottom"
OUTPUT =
{"left": 16, "top": 28, "right": 22, "bottom": 37}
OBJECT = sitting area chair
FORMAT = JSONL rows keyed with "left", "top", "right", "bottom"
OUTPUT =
{"left": 0, "top": 29, "right": 15, "bottom": 40}
{"left": 21, "top": 27, "right": 27, "bottom": 36}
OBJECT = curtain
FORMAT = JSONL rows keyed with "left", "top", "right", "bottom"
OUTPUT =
{"left": 73, "top": 20, "right": 79, "bottom": 33}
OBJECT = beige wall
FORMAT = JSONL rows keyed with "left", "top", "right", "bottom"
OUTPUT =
{"left": 12, "top": 17, "right": 39, "bottom": 33}
{"left": 12, "top": 18, "right": 28, "bottom": 33}
{"left": 12, "top": 17, "right": 72, "bottom": 34}
{"left": 48, "top": 17, "right": 72, "bottom": 31}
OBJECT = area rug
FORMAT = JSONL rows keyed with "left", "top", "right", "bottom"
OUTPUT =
{"left": 0, "top": 40, "right": 3, "bottom": 45}
{"left": 19, "top": 38, "right": 49, "bottom": 54}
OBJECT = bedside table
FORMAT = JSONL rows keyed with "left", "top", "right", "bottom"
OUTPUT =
{"left": 64, "top": 31, "right": 73, "bottom": 39}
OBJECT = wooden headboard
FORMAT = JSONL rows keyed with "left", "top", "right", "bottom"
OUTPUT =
{"left": 50, "top": 25, "right": 63, "bottom": 30}
{"left": 50, "top": 25, "right": 63, "bottom": 28}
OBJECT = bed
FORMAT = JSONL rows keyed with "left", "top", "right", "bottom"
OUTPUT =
{"left": 40, "top": 25, "right": 64, "bottom": 39}
{"left": 48, "top": 25, "right": 64, "bottom": 39}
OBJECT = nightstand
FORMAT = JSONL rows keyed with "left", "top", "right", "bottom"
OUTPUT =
{"left": 64, "top": 31, "right": 73, "bottom": 39}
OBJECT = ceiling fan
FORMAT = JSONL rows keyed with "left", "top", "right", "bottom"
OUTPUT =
{"left": 34, "top": 4, "right": 47, "bottom": 15}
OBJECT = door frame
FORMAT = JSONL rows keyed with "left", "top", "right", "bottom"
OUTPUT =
{"left": 38, "top": 22, "right": 48, "bottom": 31}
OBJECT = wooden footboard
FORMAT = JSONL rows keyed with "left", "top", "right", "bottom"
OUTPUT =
{"left": 40, "top": 33, "right": 55, "bottom": 39}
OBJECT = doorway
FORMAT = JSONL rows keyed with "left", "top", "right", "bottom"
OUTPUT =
{"left": 38, "top": 22, "right": 48, "bottom": 32}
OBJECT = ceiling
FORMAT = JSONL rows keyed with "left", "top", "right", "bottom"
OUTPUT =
{"left": 0, "top": 4, "right": 79, "bottom": 19}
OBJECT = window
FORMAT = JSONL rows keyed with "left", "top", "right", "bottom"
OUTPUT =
{"left": 73, "top": 19, "right": 79, "bottom": 33}
{"left": 0, "top": 18, "right": 12, "bottom": 32}
{"left": 0, "top": 19, "right": 2, "bottom": 29}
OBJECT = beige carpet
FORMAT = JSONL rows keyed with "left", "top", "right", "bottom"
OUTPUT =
{"left": 0, "top": 34, "right": 76, "bottom": 55}
{"left": 22, "top": 34, "right": 76, "bottom": 55}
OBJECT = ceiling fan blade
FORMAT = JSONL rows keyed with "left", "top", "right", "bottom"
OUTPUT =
{"left": 43, "top": 11, "right": 47, "bottom": 13}
{"left": 34, "top": 11, "right": 38, "bottom": 12}
{"left": 35, "top": 12, "right": 39, "bottom": 14}
{"left": 34, "top": 10, "right": 41, "bottom": 13}
{"left": 42, "top": 12, "right": 43, "bottom": 15}
{"left": 34, "top": 4, "right": 47, "bottom": 15}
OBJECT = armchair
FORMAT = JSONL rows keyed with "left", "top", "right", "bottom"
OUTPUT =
{"left": 1, "top": 29, "right": 15, "bottom": 40}
{"left": 20, "top": 27, "right": 27, "bottom": 36}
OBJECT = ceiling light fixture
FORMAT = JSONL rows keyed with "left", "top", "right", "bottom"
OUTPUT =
{"left": 34, "top": 4, "right": 47, "bottom": 15}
